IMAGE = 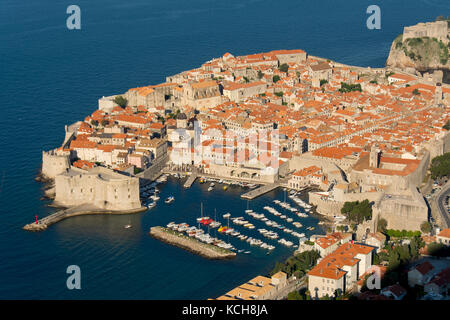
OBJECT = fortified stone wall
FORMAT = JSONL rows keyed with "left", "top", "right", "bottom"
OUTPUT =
{"left": 54, "top": 167, "right": 141, "bottom": 211}
{"left": 403, "top": 21, "right": 448, "bottom": 44}
{"left": 373, "top": 188, "right": 428, "bottom": 231}
{"left": 42, "top": 150, "right": 70, "bottom": 179}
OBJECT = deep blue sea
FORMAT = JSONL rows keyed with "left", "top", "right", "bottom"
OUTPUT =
{"left": 0, "top": 0, "right": 449, "bottom": 299}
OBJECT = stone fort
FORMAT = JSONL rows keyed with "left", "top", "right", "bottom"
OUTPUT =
{"left": 54, "top": 166, "right": 141, "bottom": 211}
{"left": 403, "top": 20, "right": 449, "bottom": 44}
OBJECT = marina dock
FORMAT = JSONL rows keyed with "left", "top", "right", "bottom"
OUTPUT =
{"left": 183, "top": 173, "right": 198, "bottom": 188}
{"left": 241, "top": 184, "right": 279, "bottom": 200}
{"left": 149, "top": 226, "right": 236, "bottom": 259}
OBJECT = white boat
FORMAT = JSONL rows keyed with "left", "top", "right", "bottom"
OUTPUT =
{"left": 223, "top": 213, "right": 231, "bottom": 218}
{"left": 147, "top": 202, "right": 156, "bottom": 209}
{"left": 124, "top": 224, "right": 132, "bottom": 229}
{"left": 207, "top": 186, "right": 213, "bottom": 192}
{"left": 165, "top": 196, "right": 174, "bottom": 204}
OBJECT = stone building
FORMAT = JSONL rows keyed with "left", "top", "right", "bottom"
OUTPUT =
{"left": 222, "top": 81, "right": 267, "bottom": 102}
{"left": 307, "top": 242, "right": 374, "bottom": 299}
{"left": 125, "top": 83, "right": 178, "bottom": 108}
{"left": 54, "top": 166, "right": 141, "bottom": 211}
{"left": 182, "top": 80, "right": 223, "bottom": 110}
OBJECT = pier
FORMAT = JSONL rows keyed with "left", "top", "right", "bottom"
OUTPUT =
{"left": 149, "top": 226, "right": 236, "bottom": 260}
{"left": 183, "top": 173, "right": 198, "bottom": 188}
{"left": 23, "top": 204, "right": 146, "bottom": 231}
{"left": 241, "top": 184, "right": 279, "bottom": 200}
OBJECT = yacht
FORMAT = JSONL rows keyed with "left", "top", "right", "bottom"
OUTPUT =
{"left": 150, "top": 194, "right": 160, "bottom": 201}
{"left": 165, "top": 196, "right": 175, "bottom": 204}
{"left": 223, "top": 213, "right": 231, "bottom": 218}
{"left": 124, "top": 224, "right": 132, "bottom": 229}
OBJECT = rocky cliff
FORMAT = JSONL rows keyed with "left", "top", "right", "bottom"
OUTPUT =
{"left": 386, "top": 25, "right": 450, "bottom": 83}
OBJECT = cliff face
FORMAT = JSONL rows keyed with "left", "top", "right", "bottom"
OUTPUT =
{"left": 386, "top": 34, "right": 450, "bottom": 72}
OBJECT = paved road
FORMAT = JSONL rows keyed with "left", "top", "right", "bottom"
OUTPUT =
{"left": 436, "top": 183, "right": 450, "bottom": 229}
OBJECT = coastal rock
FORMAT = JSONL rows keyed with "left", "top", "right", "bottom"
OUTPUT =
{"left": 386, "top": 33, "right": 450, "bottom": 83}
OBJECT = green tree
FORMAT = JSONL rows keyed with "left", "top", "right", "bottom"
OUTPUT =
{"left": 114, "top": 96, "right": 128, "bottom": 108}
{"left": 90, "top": 119, "right": 98, "bottom": 126}
{"left": 443, "top": 120, "right": 450, "bottom": 131}
{"left": 420, "top": 221, "right": 431, "bottom": 234}
{"left": 430, "top": 152, "right": 450, "bottom": 179}
{"left": 341, "top": 200, "right": 372, "bottom": 223}
{"left": 257, "top": 70, "right": 264, "bottom": 79}
{"left": 339, "top": 82, "right": 362, "bottom": 93}
{"left": 378, "top": 218, "right": 388, "bottom": 232}
{"left": 273, "top": 75, "right": 280, "bottom": 83}
{"left": 412, "top": 88, "right": 420, "bottom": 95}
{"left": 287, "top": 291, "right": 303, "bottom": 300}
{"left": 320, "top": 79, "right": 328, "bottom": 86}
{"left": 279, "top": 63, "right": 289, "bottom": 73}
{"left": 101, "top": 119, "right": 109, "bottom": 127}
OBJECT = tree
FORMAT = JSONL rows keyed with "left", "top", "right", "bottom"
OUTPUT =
{"left": 420, "top": 221, "right": 431, "bottom": 234}
{"left": 430, "top": 152, "right": 450, "bottom": 179}
{"left": 273, "top": 75, "right": 280, "bottom": 83}
{"left": 341, "top": 200, "right": 372, "bottom": 223}
{"left": 279, "top": 63, "right": 289, "bottom": 73}
{"left": 257, "top": 70, "right": 264, "bottom": 79}
{"left": 378, "top": 218, "right": 388, "bottom": 232}
{"left": 101, "top": 119, "right": 109, "bottom": 127}
{"left": 339, "top": 82, "right": 362, "bottom": 93}
{"left": 114, "top": 96, "right": 128, "bottom": 108}
{"left": 287, "top": 291, "right": 303, "bottom": 300}
{"left": 90, "top": 119, "right": 98, "bottom": 126}
{"left": 320, "top": 79, "right": 328, "bottom": 86}
{"left": 443, "top": 120, "right": 450, "bottom": 131}
{"left": 412, "top": 88, "right": 420, "bottom": 95}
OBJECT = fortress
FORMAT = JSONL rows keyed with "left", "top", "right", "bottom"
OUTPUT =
{"left": 54, "top": 166, "right": 141, "bottom": 211}
{"left": 41, "top": 128, "right": 142, "bottom": 212}
{"left": 403, "top": 20, "right": 449, "bottom": 44}
{"left": 41, "top": 149, "right": 71, "bottom": 179}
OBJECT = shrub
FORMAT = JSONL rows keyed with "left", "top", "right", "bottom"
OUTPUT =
{"left": 420, "top": 221, "right": 431, "bottom": 234}
{"left": 114, "top": 96, "right": 128, "bottom": 108}
{"left": 279, "top": 63, "right": 289, "bottom": 73}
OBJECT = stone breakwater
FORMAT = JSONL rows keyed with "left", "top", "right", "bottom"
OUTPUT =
{"left": 23, "top": 204, "right": 147, "bottom": 231}
{"left": 149, "top": 226, "right": 236, "bottom": 260}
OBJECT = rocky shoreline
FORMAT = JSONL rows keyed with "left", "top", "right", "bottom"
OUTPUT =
{"left": 149, "top": 226, "right": 236, "bottom": 260}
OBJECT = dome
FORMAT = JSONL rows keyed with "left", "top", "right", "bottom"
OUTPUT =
{"left": 176, "top": 112, "right": 187, "bottom": 120}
